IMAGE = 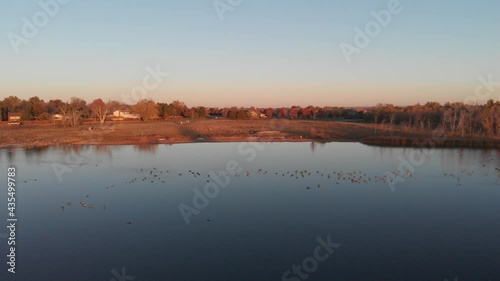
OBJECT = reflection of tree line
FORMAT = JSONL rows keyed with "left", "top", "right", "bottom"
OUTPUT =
{"left": 0, "top": 146, "right": 52, "bottom": 164}
{"left": 310, "top": 141, "right": 326, "bottom": 154}
{"left": 58, "top": 145, "right": 112, "bottom": 156}
{"left": 5, "top": 144, "right": 159, "bottom": 159}
{"left": 134, "top": 144, "right": 158, "bottom": 154}
{"left": 15, "top": 142, "right": 322, "bottom": 157}
{"left": 436, "top": 148, "right": 500, "bottom": 173}
{"left": 377, "top": 146, "right": 500, "bottom": 174}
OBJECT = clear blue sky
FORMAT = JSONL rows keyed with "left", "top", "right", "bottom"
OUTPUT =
{"left": 1, "top": 0, "right": 499, "bottom": 107}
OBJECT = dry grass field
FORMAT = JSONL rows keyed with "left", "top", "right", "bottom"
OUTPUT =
{"left": 1, "top": 119, "right": 499, "bottom": 149}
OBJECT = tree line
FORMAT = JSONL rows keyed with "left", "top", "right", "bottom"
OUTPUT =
{"left": 1, "top": 95, "right": 499, "bottom": 136}
{"left": 0, "top": 96, "right": 186, "bottom": 126}
{"left": 365, "top": 101, "right": 500, "bottom": 137}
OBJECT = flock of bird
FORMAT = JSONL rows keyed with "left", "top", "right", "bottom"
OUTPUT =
{"left": 112, "top": 168, "right": 403, "bottom": 189}
{"left": 59, "top": 154, "right": 499, "bottom": 211}
{"left": 61, "top": 194, "right": 106, "bottom": 211}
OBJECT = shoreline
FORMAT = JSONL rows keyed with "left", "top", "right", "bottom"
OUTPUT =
{"left": 1, "top": 119, "right": 499, "bottom": 150}
{"left": 2, "top": 138, "right": 499, "bottom": 150}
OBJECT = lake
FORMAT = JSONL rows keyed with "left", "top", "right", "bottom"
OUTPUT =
{"left": 0, "top": 142, "right": 499, "bottom": 281}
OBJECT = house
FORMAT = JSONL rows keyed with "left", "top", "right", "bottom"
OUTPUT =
{"left": 248, "top": 110, "right": 260, "bottom": 119}
{"left": 8, "top": 112, "right": 21, "bottom": 122}
{"left": 111, "top": 110, "right": 140, "bottom": 120}
{"left": 7, "top": 112, "right": 22, "bottom": 125}
{"left": 53, "top": 114, "right": 65, "bottom": 121}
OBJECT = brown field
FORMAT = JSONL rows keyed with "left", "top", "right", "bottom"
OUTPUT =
{"left": 0, "top": 119, "right": 499, "bottom": 149}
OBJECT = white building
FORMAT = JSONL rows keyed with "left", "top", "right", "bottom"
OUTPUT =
{"left": 112, "top": 110, "right": 140, "bottom": 120}
{"left": 53, "top": 114, "right": 69, "bottom": 121}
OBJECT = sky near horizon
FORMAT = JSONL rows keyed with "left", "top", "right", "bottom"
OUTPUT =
{"left": 1, "top": 0, "right": 499, "bottom": 107}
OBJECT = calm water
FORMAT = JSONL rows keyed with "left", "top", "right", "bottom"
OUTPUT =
{"left": 0, "top": 142, "right": 499, "bottom": 281}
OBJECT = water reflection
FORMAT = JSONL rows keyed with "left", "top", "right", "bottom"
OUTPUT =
{"left": 133, "top": 144, "right": 158, "bottom": 154}
{"left": 0, "top": 143, "right": 499, "bottom": 281}
{"left": 23, "top": 146, "right": 50, "bottom": 160}
{"left": 310, "top": 141, "right": 326, "bottom": 154}
{"left": 94, "top": 144, "right": 113, "bottom": 157}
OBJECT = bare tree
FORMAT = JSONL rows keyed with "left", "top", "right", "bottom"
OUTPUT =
{"left": 389, "top": 113, "right": 396, "bottom": 131}
{"left": 479, "top": 108, "right": 494, "bottom": 136}
{"left": 69, "top": 97, "right": 86, "bottom": 127}
{"left": 56, "top": 101, "right": 70, "bottom": 127}
{"left": 89, "top": 99, "right": 119, "bottom": 125}
{"left": 458, "top": 112, "right": 466, "bottom": 136}
{"left": 494, "top": 110, "right": 500, "bottom": 136}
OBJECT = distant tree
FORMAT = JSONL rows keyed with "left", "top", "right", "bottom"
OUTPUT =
{"left": 171, "top": 100, "right": 187, "bottom": 117}
{"left": 227, "top": 110, "right": 237, "bottom": 119}
{"left": 20, "top": 104, "right": 34, "bottom": 120}
{"left": 389, "top": 113, "right": 396, "bottom": 132}
{"left": 156, "top": 103, "right": 168, "bottom": 119}
{"left": 89, "top": 98, "right": 105, "bottom": 123}
{"left": 479, "top": 106, "right": 495, "bottom": 136}
{"left": 133, "top": 99, "right": 158, "bottom": 121}
{"left": 424, "top": 101, "right": 441, "bottom": 111}
{"left": 278, "top": 108, "right": 288, "bottom": 118}
{"left": 37, "top": 112, "right": 52, "bottom": 121}
{"left": 47, "top": 99, "right": 64, "bottom": 114}
{"left": 164, "top": 104, "right": 177, "bottom": 117}
{"left": 26, "top": 96, "right": 47, "bottom": 117}
{"left": 56, "top": 101, "right": 70, "bottom": 126}
{"left": 1, "top": 96, "right": 21, "bottom": 120}
{"left": 28, "top": 96, "right": 41, "bottom": 103}
{"left": 195, "top": 106, "right": 207, "bottom": 118}
{"left": 301, "top": 107, "right": 312, "bottom": 119}
{"left": 89, "top": 99, "right": 118, "bottom": 124}
{"left": 68, "top": 97, "right": 87, "bottom": 127}
{"left": 236, "top": 110, "right": 248, "bottom": 119}
{"left": 0, "top": 108, "right": 7, "bottom": 121}
{"left": 265, "top": 108, "right": 274, "bottom": 118}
